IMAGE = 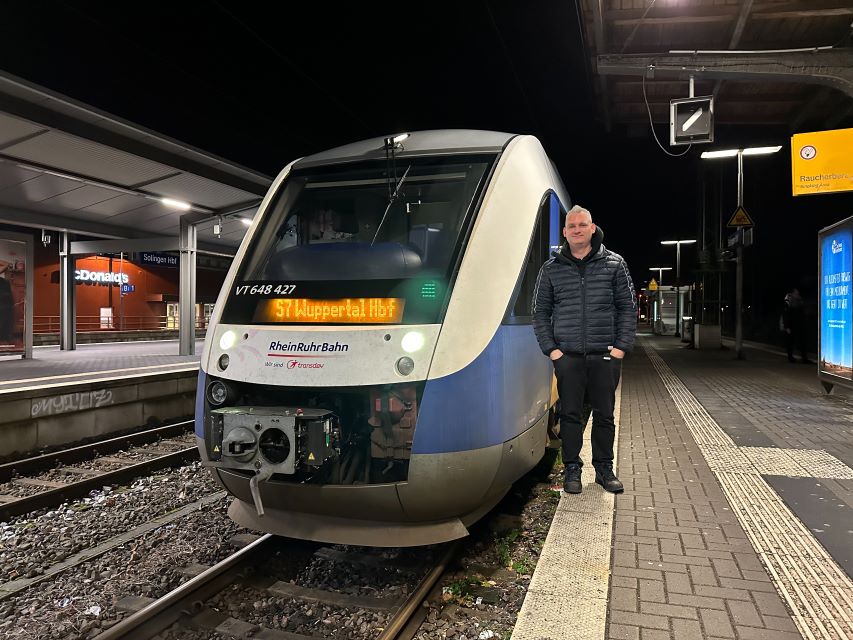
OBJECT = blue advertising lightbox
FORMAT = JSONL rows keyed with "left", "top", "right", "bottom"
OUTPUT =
{"left": 819, "top": 218, "right": 853, "bottom": 386}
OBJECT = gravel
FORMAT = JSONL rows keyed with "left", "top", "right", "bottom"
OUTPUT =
{"left": 0, "top": 462, "right": 220, "bottom": 582}
{"left": 0, "top": 449, "right": 562, "bottom": 640}
{"left": 412, "top": 454, "right": 563, "bottom": 640}
{"left": 0, "top": 491, "right": 247, "bottom": 640}
{"left": 0, "top": 435, "right": 197, "bottom": 499}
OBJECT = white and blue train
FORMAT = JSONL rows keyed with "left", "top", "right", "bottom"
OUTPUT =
{"left": 197, "top": 130, "right": 570, "bottom": 546}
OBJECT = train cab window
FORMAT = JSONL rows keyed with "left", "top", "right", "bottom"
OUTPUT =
{"left": 222, "top": 155, "right": 496, "bottom": 325}
{"left": 506, "top": 192, "right": 565, "bottom": 324}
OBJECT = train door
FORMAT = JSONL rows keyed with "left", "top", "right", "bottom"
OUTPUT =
{"left": 506, "top": 192, "right": 566, "bottom": 322}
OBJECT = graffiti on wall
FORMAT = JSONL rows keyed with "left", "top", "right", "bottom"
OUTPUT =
{"left": 31, "top": 389, "right": 115, "bottom": 418}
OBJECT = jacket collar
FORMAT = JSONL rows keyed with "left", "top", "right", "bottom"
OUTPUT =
{"left": 554, "top": 225, "right": 605, "bottom": 264}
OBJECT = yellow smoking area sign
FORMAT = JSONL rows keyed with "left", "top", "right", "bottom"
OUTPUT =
{"left": 791, "top": 128, "right": 853, "bottom": 196}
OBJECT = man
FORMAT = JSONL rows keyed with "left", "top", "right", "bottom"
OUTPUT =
{"left": 533, "top": 205, "right": 636, "bottom": 494}
{"left": 782, "top": 287, "right": 810, "bottom": 364}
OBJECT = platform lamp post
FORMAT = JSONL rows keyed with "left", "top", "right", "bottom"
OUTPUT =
{"left": 649, "top": 266, "right": 672, "bottom": 286}
{"left": 661, "top": 240, "right": 697, "bottom": 337}
{"left": 701, "top": 145, "right": 781, "bottom": 359}
{"left": 649, "top": 267, "right": 672, "bottom": 334}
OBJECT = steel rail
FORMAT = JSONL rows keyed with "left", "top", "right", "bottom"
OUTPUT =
{"left": 0, "top": 447, "right": 199, "bottom": 521}
{"left": 96, "top": 534, "right": 274, "bottom": 640}
{"left": 0, "top": 420, "right": 194, "bottom": 483}
{"left": 377, "top": 541, "right": 458, "bottom": 640}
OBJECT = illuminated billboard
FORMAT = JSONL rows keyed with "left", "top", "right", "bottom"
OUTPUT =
{"left": 819, "top": 219, "right": 853, "bottom": 383}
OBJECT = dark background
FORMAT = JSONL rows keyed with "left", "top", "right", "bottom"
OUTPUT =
{"left": 3, "top": 0, "right": 853, "bottom": 346}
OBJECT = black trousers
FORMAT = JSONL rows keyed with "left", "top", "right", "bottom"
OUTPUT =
{"left": 786, "top": 327, "right": 807, "bottom": 362}
{"left": 553, "top": 353, "right": 622, "bottom": 470}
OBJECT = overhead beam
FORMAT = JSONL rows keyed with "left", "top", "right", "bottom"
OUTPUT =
{"left": 729, "top": 0, "right": 755, "bottom": 44}
{"left": 589, "top": 0, "right": 612, "bottom": 132}
{"left": 597, "top": 50, "right": 853, "bottom": 98}
{"left": 607, "top": 1, "right": 853, "bottom": 25}
{"left": 752, "top": 1, "right": 853, "bottom": 20}
{"left": 713, "top": 0, "right": 755, "bottom": 100}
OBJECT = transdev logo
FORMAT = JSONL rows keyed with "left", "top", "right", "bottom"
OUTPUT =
{"left": 269, "top": 340, "right": 349, "bottom": 353}
{"left": 832, "top": 240, "right": 843, "bottom": 255}
{"left": 287, "top": 359, "right": 323, "bottom": 369}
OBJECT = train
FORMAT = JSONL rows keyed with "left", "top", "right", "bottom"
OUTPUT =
{"left": 196, "top": 130, "right": 570, "bottom": 546}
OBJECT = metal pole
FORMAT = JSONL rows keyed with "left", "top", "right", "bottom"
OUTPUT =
{"left": 59, "top": 232, "right": 76, "bottom": 351}
{"left": 675, "top": 243, "right": 682, "bottom": 337}
{"left": 179, "top": 218, "right": 197, "bottom": 356}
{"left": 119, "top": 252, "right": 124, "bottom": 332}
{"left": 735, "top": 150, "right": 745, "bottom": 360}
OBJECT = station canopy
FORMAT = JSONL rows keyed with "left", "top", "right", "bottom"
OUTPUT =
{"left": 0, "top": 71, "right": 272, "bottom": 253}
{"left": 578, "top": 0, "right": 853, "bottom": 133}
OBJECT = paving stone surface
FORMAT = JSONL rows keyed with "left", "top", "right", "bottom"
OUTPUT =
{"left": 607, "top": 338, "right": 817, "bottom": 640}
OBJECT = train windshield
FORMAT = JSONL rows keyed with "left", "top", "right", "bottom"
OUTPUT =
{"left": 221, "top": 154, "right": 494, "bottom": 325}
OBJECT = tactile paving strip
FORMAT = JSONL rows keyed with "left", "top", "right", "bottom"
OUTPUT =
{"left": 511, "top": 383, "right": 622, "bottom": 640}
{"left": 645, "top": 342, "right": 853, "bottom": 640}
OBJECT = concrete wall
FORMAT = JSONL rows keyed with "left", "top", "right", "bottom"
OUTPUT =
{"left": 0, "top": 369, "right": 198, "bottom": 457}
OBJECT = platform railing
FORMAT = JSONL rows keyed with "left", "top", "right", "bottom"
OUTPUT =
{"left": 33, "top": 315, "right": 208, "bottom": 333}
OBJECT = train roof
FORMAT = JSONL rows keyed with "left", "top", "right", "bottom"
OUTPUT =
{"left": 293, "top": 129, "right": 516, "bottom": 170}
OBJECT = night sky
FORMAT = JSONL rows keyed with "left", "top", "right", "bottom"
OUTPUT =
{"left": 3, "top": 1, "right": 853, "bottom": 341}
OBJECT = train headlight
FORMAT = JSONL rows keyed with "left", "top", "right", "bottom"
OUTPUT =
{"left": 395, "top": 356, "right": 415, "bottom": 376}
{"left": 219, "top": 330, "right": 237, "bottom": 350}
{"left": 401, "top": 331, "right": 425, "bottom": 353}
{"left": 207, "top": 380, "right": 231, "bottom": 406}
{"left": 217, "top": 354, "right": 230, "bottom": 371}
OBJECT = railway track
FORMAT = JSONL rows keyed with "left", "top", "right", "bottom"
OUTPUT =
{"left": 0, "top": 420, "right": 198, "bottom": 521}
{"left": 98, "top": 535, "right": 457, "bottom": 640}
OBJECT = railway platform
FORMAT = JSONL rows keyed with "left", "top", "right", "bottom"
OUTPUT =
{"left": 0, "top": 340, "right": 202, "bottom": 457}
{"left": 514, "top": 332, "right": 853, "bottom": 640}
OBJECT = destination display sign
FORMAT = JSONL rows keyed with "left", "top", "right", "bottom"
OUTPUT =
{"left": 253, "top": 298, "right": 405, "bottom": 324}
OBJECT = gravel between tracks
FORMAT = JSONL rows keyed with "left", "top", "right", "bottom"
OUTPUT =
{"left": 0, "top": 454, "right": 562, "bottom": 640}
{"left": 0, "top": 462, "right": 217, "bottom": 583}
{"left": 0, "top": 463, "right": 245, "bottom": 640}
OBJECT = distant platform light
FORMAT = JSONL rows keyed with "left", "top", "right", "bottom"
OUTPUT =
{"left": 240, "top": 217, "right": 253, "bottom": 226}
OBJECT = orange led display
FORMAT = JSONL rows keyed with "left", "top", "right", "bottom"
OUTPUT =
{"left": 254, "top": 298, "right": 405, "bottom": 324}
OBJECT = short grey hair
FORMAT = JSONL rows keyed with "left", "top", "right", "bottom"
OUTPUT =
{"left": 565, "top": 205, "right": 592, "bottom": 223}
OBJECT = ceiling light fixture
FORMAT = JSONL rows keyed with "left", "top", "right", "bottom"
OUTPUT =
{"left": 160, "top": 197, "right": 192, "bottom": 211}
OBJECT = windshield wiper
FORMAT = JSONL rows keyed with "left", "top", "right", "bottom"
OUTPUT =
{"left": 371, "top": 164, "right": 411, "bottom": 246}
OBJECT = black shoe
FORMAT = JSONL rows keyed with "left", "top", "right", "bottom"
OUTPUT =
{"left": 563, "top": 464, "right": 582, "bottom": 494}
{"left": 595, "top": 467, "right": 624, "bottom": 493}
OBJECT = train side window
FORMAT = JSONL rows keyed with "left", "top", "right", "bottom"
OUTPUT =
{"left": 506, "top": 192, "right": 564, "bottom": 324}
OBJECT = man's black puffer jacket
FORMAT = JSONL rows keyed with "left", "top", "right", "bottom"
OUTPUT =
{"left": 532, "top": 227, "right": 636, "bottom": 356}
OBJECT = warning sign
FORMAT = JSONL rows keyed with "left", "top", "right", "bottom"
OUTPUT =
{"left": 727, "top": 206, "right": 754, "bottom": 228}
{"left": 648, "top": 278, "right": 658, "bottom": 291}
